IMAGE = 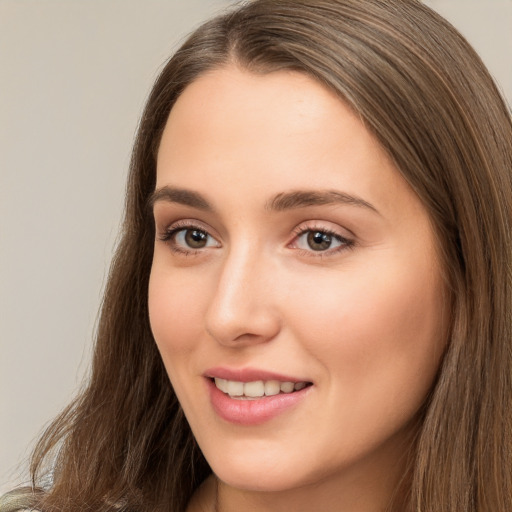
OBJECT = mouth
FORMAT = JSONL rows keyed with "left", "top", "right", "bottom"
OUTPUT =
{"left": 204, "top": 367, "right": 314, "bottom": 424}
{"left": 212, "top": 377, "right": 311, "bottom": 400}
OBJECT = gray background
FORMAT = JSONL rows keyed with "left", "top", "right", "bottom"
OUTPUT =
{"left": 1, "top": 0, "right": 511, "bottom": 493}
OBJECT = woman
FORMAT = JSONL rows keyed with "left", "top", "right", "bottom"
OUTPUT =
{"left": 2, "top": 0, "right": 511, "bottom": 511}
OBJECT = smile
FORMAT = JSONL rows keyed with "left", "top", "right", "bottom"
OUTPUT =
{"left": 214, "top": 378, "right": 309, "bottom": 399}
{"left": 205, "top": 368, "right": 314, "bottom": 425}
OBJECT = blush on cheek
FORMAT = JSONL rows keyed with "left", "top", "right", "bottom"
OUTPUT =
{"left": 148, "top": 274, "right": 199, "bottom": 353}
{"left": 305, "top": 266, "right": 444, "bottom": 387}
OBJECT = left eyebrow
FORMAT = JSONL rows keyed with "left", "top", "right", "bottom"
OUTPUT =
{"left": 266, "top": 190, "right": 380, "bottom": 215}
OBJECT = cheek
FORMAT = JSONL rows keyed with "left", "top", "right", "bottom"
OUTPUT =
{"left": 289, "top": 255, "right": 447, "bottom": 408}
{"left": 148, "top": 266, "right": 207, "bottom": 358}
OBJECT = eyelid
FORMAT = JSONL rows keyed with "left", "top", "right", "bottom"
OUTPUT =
{"left": 156, "top": 218, "right": 354, "bottom": 257}
{"left": 288, "top": 221, "right": 355, "bottom": 256}
{"left": 157, "top": 219, "right": 221, "bottom": 254}
{"left": 157, "top": 218, "right": 218, "bottom": 238}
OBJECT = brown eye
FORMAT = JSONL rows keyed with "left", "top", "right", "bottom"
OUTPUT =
{"left": 168, "top": 226, "right": 220, "bottom": 252}
{"left": 307, "top": 231, "right": 334, "bottom": 251}
{"left": 293, "top": 228, "right": 351, "bottom": 255}
{"left": 184, "top": 229, "right": 209, "bottom": 248}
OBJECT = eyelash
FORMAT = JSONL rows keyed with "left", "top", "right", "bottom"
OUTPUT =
{"left": 158, "top": 221, "right": 217, "bottom": 256}
{"left": 158, "top": 221, "right": 355, "bottom": 257}
{"left": 290, "top": 224, "right": 355, "bottom": 257}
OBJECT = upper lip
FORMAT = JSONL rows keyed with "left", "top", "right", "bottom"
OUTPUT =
{"left": 204, "top": 366, "right": 311, "bottom": 383}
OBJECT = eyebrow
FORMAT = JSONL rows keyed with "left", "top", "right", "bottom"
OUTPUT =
{"left": 149, "top": 186, "right": 213, "bottom": 211}
{"left": 266, "top": 190, "right": 379, "bottom": 214}
{"left": 149, "top": 186, "right": 379, "bottom": 215}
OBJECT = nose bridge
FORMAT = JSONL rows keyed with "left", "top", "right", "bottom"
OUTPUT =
{"left": 205, "top": 238, "right": 280, "bottom": 346}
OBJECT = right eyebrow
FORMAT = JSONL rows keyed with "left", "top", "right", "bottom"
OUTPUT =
{"left": 266, "top": 189, "right": 380, "bottom": 215}
{"left": 148, "top": 186, "right": 214, "bottom": 212}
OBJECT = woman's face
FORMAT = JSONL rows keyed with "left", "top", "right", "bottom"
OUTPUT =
{"left": 149, "top": 66, "right": 448, "bottom": 499}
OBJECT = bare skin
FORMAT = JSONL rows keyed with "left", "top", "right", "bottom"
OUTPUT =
{"left": 150, "top": 66, "right": 448, "bottom": 512}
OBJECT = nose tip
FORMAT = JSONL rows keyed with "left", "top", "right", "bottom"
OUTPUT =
{"left": 206, "top": 305, "right": 281, "bottom": 347}
{"left": 204, "top": 260, "right": 281, "bottom": 347}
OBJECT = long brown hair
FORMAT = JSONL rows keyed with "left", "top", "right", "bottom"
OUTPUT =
{"left": 4, "top": 1, "right": 511, "bottom": 510}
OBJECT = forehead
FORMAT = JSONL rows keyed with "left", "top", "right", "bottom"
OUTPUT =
{"left": 155, "top": 65, "right": 419, "bottom": 220}
{"left": 165, "top": 66, "right": 345, "bottom": 134}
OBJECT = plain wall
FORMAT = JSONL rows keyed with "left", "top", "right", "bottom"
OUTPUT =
{"left": 1, "top": 0, "right": 511, "bottom": 493}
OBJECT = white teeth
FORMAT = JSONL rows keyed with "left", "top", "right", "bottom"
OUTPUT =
{"left": 244, "top": 380, "right": 265, "bottom": 397}
{"left": 264, "top": 380, "right": 281, "bottom": 396}
{"left": 214, "top": 378, "right": 308, "bottom": 397}
{"left": 214, "top": 378, "right": 228, "bottom": 393}
{"left": 280, "top": 381, "right": 295, "bottom": 393}
{"left": 226, "top": 380, "right": 244, "bottom": 396}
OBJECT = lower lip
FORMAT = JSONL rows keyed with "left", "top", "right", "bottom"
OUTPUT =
{"left": 207, "top": 379, "right": 312, "bottom": 426}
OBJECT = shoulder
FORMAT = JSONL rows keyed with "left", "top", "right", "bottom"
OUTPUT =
{"left": 0, "top": 488, "right": 43, "bottom": 512}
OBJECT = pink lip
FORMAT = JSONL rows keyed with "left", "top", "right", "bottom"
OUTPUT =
{"left": 204, "top": 366, "right": 309, "bottom": 383}
{"left": 204, "top": 367, "right": 313, "bottom": 426}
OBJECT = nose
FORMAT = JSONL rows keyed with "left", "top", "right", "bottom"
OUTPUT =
{"left": 204, "top": 245, "right": 281, "bottom": 347}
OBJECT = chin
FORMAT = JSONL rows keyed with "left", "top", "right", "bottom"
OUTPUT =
{"left": 215, "top": 467, "right": 308, "bottom": 493}
{"left": 204, "top": 443, "right": 325, "bottom": 493}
